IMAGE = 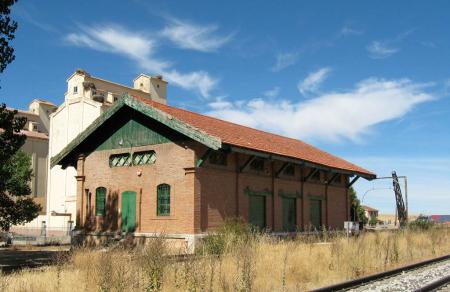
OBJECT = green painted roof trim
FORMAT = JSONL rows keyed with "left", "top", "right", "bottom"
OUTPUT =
{"left": 51, "top": 95, "right": 221, "bottom": 168}
{"left": 123, "top": 97, "right": 221, "bottom": 150}
{"left": 50, "top": 98, "right": 126, "bottom": 168}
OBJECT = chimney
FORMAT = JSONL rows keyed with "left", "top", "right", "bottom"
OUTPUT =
{"left": 133, "top": 74, "right": 167, "bottom": 103}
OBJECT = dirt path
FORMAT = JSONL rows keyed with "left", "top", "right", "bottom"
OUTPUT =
{"left": 0, "top": 247, "right": 70, "bottom": 273}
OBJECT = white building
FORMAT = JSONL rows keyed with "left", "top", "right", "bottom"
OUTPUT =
{"left": 46, "top": 69, "right": 167, "bottom": 229}
{"left": 9, "top": 99, "right": 57, "bottom": 229}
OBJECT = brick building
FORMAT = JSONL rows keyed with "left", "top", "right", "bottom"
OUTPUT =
{"left": 362, "top": 205, "right": 379, "bottom": 220}
{"left": 52, "top": 94, "right": 375, "bottom": 248}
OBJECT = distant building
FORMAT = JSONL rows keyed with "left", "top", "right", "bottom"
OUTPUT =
{"left": 430, "top": 215, "right": 450, "bottom": 225}
{"left": 362, "top": 205, "right": 379, "bottom": 220}
{"left": 8, "top": 99, "right": 57, "bottom": 228}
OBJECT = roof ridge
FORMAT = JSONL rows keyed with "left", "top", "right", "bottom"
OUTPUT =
{"left": 134, "top": 95, "right": 373, "bottom": 175}
{"left": 135, "top": 96, "right": 321, "bottom": 147}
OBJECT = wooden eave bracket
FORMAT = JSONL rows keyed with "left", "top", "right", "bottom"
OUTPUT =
{"left": 196, "top": 148, "right": 212, "bottom": 167}
{"left": 303, "top": 168, "right": 319, "bottom": 182}
{"left": 240, "top": 155, "right": 255, "bottom": 173}
{"left": 326, "top": 172, "right": 340, "bottom": 185}
{"left": 276, "top": 162, "right": 290, "bottom": 178}
{"left": 347, "top": 176, "right": 360, "bottom": 188}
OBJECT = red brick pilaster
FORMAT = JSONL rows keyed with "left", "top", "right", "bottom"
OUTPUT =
{"left": 75, "top": 154, "right": 86, "bottom": 228}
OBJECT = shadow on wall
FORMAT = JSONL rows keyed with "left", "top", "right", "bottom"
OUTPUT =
{"left": 102, "top": 191, "right": 119, "bottom": 231}
{"left": 82, "top": 190, "right": 120, "bottom": 232}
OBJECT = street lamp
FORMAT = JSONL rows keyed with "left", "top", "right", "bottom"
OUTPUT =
{"left": 357, "top": 187, "right": 392, "bottom": 226}
{"left": 361, "top": 187, "right": 393, "bottom": 204}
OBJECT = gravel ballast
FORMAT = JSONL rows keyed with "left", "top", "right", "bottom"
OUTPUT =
{"left": 349, "top": 259, "right": 450, "bottom": 292}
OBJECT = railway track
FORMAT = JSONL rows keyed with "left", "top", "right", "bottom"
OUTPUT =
{"left": 311, "top": 254, "right": 450, "bottom": 292}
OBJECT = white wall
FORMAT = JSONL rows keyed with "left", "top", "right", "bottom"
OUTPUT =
{"left": 46, "top": 99, "right": 102, "bottom": 228}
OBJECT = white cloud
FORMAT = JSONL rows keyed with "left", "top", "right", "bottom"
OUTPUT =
{"left": 272, "top": 52, "right": 299, "bottom": 72}
{"left": 208, "top": 97, "right": 233, "bottom": 110}
{"left": 298, "top": 67, "right": 331, "bottom": 96}
{"left": 367, "top": 41, "right": 399, "bottom": 59}
{"left": 263, "top": 86, "right": 280, "bottom": 98}
{"left": 164, "top": 70, "right": 218, "bottom": 99}
{"left": 420, "top": 41, "right": 437, "bottom": 48}
{"left": 206, "top": 78, "right": 434, "bottom": 142}
{"left": 161, "top": 18, "right": 233, "bottom": 52}
{"left": 339, "top": 25, "right": 363, "bottom": 36}
{"left": 367, "top": 30, "right": 414, "bottom": 59}
{"left": 65, "top": 24, "right": 217, "bottom": 98}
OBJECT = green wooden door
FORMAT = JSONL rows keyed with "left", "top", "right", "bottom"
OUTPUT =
{"left": 309, "top": 199, "right": 322, "bottom": 230}
{"left": 282, "top": 197, "right": 296, "bottom": 232}
{"left": 249, "top": 195, "right": 266, "bottom": 230}
{"left": 121, "top": 191, "right": 136, "bottom": 233}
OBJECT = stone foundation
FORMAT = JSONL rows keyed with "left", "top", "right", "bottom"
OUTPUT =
{"left": 71, "top": 231, "right": 206, "bottom": 253}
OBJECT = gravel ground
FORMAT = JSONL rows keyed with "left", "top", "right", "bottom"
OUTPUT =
{"left": 349, "top": 259, "right": 450, "bottom": 292}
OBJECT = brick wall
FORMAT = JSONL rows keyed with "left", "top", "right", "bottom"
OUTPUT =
{"left": 81, "top": 141, "right": 197, "bottom": 234}
{"left": 196, "top": 148, "right": 350, "bottom": 232}
{"left": 327, "top": 186, "right": 348, "bottom": 229}
{"left": 79, "top": 139, "right": 351, "bottom": 235}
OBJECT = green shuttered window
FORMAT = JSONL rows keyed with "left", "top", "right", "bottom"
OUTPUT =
{"left": 109, "top": 151, "right": 156, "bottom": 168}
{"left": 133, "top": 151, "right": 156, "bottom": 165}
{"left": 109, "top": 153, "right": 131, "bottom": 167}
{"left": 157, "top": 184, "right": 170, "bottom": 216}
{"left": 95, "top": 187, "right": 106, "bottom": 216}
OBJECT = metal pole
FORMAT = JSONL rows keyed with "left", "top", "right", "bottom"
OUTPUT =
{"left": 370, "top": 174, "right": 408, "bottom": 227}
{"left": 404, "top": 176, "right": 408, "bottom": 223}
{"left": 394, "top": 207, "right": 397, "bottom": 227}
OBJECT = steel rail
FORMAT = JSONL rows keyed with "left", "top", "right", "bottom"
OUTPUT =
{"left": 311, "top": 253, "right": 450, "bottom": 292}
{"left": 414, "top": 274, "right": 450, "bottom": 292}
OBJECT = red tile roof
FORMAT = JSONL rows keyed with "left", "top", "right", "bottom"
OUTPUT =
{"left": 362, "top": 205, "right": 379, "bottom": 212}
{"left": 0, "top": 129, "right": 48, "bottom": 141}
{"left": 21, "top": 130, "right": 49, "bottom": 140}
{"left": 134, "top": 96, "right": 375, "bottom": 178}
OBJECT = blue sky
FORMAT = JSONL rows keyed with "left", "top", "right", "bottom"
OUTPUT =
{"left": 2, "top": 1, "right": 449, "bottom": 214}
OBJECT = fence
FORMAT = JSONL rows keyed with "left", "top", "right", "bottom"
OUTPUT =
{"left": 7, "top": 225, "right": 73, "bottom": 245}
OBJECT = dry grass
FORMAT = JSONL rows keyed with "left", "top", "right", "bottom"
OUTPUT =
{"left": 1, "top": 227, "right": 449, "bottom": 292}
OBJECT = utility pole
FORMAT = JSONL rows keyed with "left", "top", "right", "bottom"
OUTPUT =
{"left": 404, "top": 176, "right": 408, "bottom": 222}
{"left": 366, "top": 173, "right": 408, "bottom": 225}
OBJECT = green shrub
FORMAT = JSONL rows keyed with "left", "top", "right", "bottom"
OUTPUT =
{"left": 408, "top": 216, "right": 434, "bottom": 230}
{"left": 201, "top": 233, "right": 226, "bottom": 256}
{"left": 200, "top": 217, "right": 252, "bottom": 256}
{"left": 140, "top": 237, "right": 167, "bottom": 292}
{"left": 369, "top": 216, "right": 378, "bottom": 227}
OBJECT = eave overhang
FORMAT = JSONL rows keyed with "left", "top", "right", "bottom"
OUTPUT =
{"left": 225, "top": 145, "right": 376, "bottom": 180}
{"left": 51, "top": 95, "right": 221, "bottom": 168}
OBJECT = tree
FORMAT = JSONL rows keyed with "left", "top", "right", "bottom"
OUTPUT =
{"left": 0, "top": 105, "right": 41, "bottom": 230}
{"left": 0, "top": 0, "right": 37, "bottom": 231}
{"left": 369, "top": 215, "right": 378, "bottom": 227}
{"left": 349, "top": 187, "right": 367, "bottom": 224}
{"left": 0, "top": 0, "right": 19, "bottom": 74}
